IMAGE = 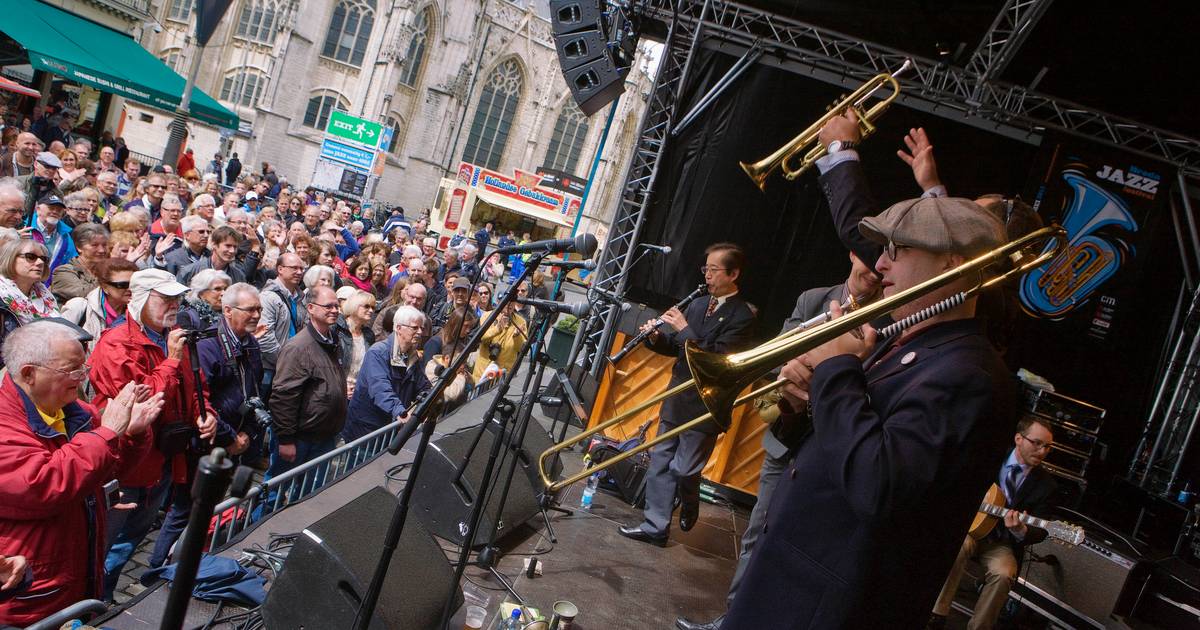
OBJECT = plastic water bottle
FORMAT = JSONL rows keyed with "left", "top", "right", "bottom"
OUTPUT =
{"left": 580, "top": 472, "right": 599, "bottom": 509}
{"left": 499, "top": 608, "right": 522, "bottom": 630}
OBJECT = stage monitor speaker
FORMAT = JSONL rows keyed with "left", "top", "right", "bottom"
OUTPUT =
{"left": 1017, "top": 534, "right": 1149, "bottom": 626}
{"left": 411, "top": 421, "right": 560, "bottom": 546}
{"left": 563, "top": 54, "right": 630, "bottom": 116}
{"left": 555, "top": 28, "right": 609, "bottom": 72}
{"left": 550, "top": 0, "right": 606, "bottom": 35}
{"left": 262, "top": 486, "right": 463, "bottom": 630}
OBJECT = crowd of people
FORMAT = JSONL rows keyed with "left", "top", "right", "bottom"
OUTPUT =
{"left": 0, "top": 117, "right": 558, "bottom": 624}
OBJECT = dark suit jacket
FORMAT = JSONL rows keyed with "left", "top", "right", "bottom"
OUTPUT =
{"left": 995, "top": 462, "right": 1058, "bottom": 555}
{"left": 819, "top": 159, "right": 884, "bottom": 270}
{"left": 644, "top": 292, "right": 756, "bottom": 435}
{"left": 724, "top": 318, "right": 1016, "bottom": 629}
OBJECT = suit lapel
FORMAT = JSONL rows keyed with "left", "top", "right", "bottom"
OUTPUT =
{"left": 865, "top": 319, "right": 982, "bottom": 386}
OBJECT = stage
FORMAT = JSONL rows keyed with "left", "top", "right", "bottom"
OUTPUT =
{"left": 97, "top": 371, "right": 749, "bottom": 629}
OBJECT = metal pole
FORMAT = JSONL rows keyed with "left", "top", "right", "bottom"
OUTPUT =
{"left": 1142, "top": 329, "right": 1200, "bottom": 486}
{"left": 161, "top": 39, "right": 206, "bottom": 168}
{"left": 1130, "top": 283, "right": 1192, "bottom": 479}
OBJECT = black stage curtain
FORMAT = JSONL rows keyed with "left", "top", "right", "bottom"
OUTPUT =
{"left": 626, "top": 47, "right": 1040, "bottom": 338}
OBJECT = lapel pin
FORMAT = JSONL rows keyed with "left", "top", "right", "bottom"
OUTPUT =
{"left": 901, "top": 351, "right": 916, "bottom": 365}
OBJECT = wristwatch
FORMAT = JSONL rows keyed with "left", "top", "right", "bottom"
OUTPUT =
{"left": 826, "top": 140, "right": 856, "bottom": 154}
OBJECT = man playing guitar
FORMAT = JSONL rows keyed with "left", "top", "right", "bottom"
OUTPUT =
{"left": 929, "top": 416, "right": 1058, "bottom": 630}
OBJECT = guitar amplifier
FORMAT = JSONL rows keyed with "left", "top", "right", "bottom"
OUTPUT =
{"left": 1016, "top": 532, "right": 1148, "bottom": 627}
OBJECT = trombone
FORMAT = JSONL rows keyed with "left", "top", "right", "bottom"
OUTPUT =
{"left": 538, "top": 225, "right": 1068, "bottom": 492}
{"left": 740, "top": 60, "right": 912, "bottom": 190}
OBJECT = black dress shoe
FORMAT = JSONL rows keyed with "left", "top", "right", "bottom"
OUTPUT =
{"left": 618, "top": 524, "right": 668, "bottom": 547}
{"left": 676, "top": 614, "right": 723, "bottom": 630}
{"left": 679, "top": 502, "right": 700, "bottom": 532}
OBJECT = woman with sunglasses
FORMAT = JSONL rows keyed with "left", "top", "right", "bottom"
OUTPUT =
{"left": 60, "top": 257, "right": 137, "bottom": 344}
{"left": 0, "top": 239, "right": 61, "bottom": 358}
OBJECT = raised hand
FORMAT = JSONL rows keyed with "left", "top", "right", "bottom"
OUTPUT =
{"left": 100, "top": 382, "right": 138, "bottom": 435}
{"left": 896, "top": 127, "right": 942, "bottom": 192}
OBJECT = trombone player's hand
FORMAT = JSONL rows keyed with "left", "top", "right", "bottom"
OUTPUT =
{"left": 779, "top": 301, "right": 876, "bottom": 407}
{"left": 817, "top": 109, "right": 862, "bottom": 149}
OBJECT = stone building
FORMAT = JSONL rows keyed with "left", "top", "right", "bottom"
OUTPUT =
{"left": 121, "top": 0, "right": 655, "bottom": 234}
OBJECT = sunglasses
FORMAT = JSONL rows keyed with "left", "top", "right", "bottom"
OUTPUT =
{"left": 105, "top": 280, "right": 130, "bottom": 289}
{"left": 17, "top": 252, "right": 48, "bottom": 265}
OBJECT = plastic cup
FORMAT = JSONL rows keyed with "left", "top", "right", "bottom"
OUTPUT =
{"left": 464, "top": 605, "right": 487, "bottom": 630}
{"left": 552, "top": 601, "right": 578, "bottom": 629}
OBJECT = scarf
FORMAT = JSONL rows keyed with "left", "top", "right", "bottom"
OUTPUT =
{"left": 0, "top": 276, "right": 59, "bottom": 325}
{"left": 186, "top": 297, "right": 222, "bottom": 328}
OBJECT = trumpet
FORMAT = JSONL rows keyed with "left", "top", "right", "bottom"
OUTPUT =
{"left": 537, "top": 225, "right": 1068, "bottom": 491}
{"left": 607, "top": 284, "right": 708, "bottom": 365}
{"left": 740, "top": 60, "right": 912, "bottom": 190}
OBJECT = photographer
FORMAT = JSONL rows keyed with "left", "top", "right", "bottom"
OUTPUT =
{"left": 86, "top": 269, "right": 217, "bottom": 599}
{"left": 147, "top": 283, "right": 264, "bottom": 568}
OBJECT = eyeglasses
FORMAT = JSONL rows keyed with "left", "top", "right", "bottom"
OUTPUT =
{"left": 700, "top": 265, "right": 728, "bottom": 275}
{"left": 147, "top": 183, "right": 166, "bottom": 189}
{"left": 104, "top": 280, "right": 130, "bottom": 289}
{"left": 885, "top": 241, "right": 913, "bottom": 261}
{"left": 17, "top": 252, "right": 48, "bottom": 265}
{"left": 310, "top": 302, "right": 339, "bottom": 311}
{"left": 231, "top": 305, "right": 263, "bottom": 314}
{"left": 1019, "top": 434, "right": 1053, "bottom": 452}
{"left": 68, "top": 206, "right": 90, "bottom": 212}
{"left": 278, "top": 265, "right": 305, "bottom": 272}
{"left": 35, "top": 363, "right": 91, "bottom": 382}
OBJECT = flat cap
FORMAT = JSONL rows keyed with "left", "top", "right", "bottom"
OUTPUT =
{"left": 36, "top": 152, "right": 62, "bottom": 169}
{"left": 859, "top": 197, "right": 1005, "bottom": 258}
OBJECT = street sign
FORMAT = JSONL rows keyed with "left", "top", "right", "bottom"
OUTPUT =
{"left": 320, "top": 139, "right": 375, "bottom": 171}
{"left": 325, "top": 111, "right": 384, "bottom": 149}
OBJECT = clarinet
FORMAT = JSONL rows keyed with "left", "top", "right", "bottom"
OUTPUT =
{"left": 608, "top": 284, "right": 709, "bottom": 365}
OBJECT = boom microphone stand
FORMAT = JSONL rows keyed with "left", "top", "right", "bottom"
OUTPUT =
{"left": 353, "top": 251, "right": 554, "bottom": 630}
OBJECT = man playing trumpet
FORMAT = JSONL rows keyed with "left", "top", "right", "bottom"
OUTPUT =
{"left": 618, "top": 243, "right": 756, "bottom": 546}
{"left": 722, "top": 198, "right": 1017, "bottom": 629}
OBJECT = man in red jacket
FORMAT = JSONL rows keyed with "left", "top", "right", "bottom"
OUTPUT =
{"left": 87, "top": 269, "right": 217, "bottom": 600}
{"left": 0, "top": 321, "right": 164, "bottom": 626}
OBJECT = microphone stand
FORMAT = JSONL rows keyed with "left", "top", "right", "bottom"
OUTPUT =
{"left": 353, "top": 252, "right": 549, "bottom": 630}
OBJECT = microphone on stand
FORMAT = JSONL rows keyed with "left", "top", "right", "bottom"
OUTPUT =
{"left": 496, "top": 233, "right": 598, "bottom": 257}
{"left": 639, "top": 243, "right": 672, "bottom": 254}
{"left": 546, "top": 259, "right": 597, "bottom": 271}
{"left": 516, "top": 298, "right": 591, "bottom": 317}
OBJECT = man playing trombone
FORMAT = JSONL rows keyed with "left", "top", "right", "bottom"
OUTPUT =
{"left": 722, "top": 198, "right": 1017, "bottom": 629}
{"left": 617, "top": 243, "right": 756, "bottom": 547}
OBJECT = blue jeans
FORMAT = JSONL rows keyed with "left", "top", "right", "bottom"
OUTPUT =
{"left": 103, "top": 476, "right": 171, "bottom": 599}
{"left": 259, "top": 432, "right": 337, "bottom": 515}
{"left": 147, "top": 481, "right": 191, "bottom": 568}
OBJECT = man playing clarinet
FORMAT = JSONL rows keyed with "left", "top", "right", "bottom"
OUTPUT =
{"left": 618, "top": 242, "right": 757, "bottom": 546}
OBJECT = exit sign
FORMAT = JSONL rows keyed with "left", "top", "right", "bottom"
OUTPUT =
{"left": 325, "top": 110, "right": 383, "bottom": 149}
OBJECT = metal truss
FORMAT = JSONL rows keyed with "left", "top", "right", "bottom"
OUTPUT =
{"left": 635, "top": 0, "right": 1200, "bottom": 176}
{"left": 964, "top": 0, "right": 1055, "bottom": 87}
{"left": 573, "top": 0, "right": 712, "bottom": 375}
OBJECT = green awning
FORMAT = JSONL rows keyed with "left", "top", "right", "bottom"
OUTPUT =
{"left": 2, "top": 1, "right": 238, "bottom": 129}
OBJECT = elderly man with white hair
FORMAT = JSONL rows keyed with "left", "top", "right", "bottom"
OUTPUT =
{"left": 459, "top": 242, "right": 481, "bottom": 281}
{"left": 342, "top": 305, "right": 430, "bottom": 442}
{"left": 86, "top": 268, "right": 218, "bottom": 599}
{"left": 154, "top": 215, "right": 210, "bottom": 276}
{"left": 0, "top": 321, "right": 164, "bottom": 624}
{"left": 0, "top": 178, "right": 25, "bottom": 229}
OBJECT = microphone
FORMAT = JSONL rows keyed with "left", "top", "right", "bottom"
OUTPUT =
{"left": 588, "top": 286, "right": 624, "bottom": 304}
{"left": 495, "top": 233, "right": 598, "bottom": 257}
{"left": 639, "top": 243, "right": 672, "bottom": 254}
{"left": 517, "top": 298, "right": 591, "bottom": 317}
{"left": 546, "top": 258, "right": 597, "bottom": 271}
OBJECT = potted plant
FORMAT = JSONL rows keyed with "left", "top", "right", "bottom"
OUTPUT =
{"left": 548, "top": 314, "right": 579, "bottom": 367}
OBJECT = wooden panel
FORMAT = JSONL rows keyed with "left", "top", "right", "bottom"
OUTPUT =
{"left": 591, "top": 332, "right": 769, "bottom": 497}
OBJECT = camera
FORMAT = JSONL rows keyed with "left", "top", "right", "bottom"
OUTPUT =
{"left": 240, "top": 396, "right": 273, "bottom": 430}
{"left": 181, "top": 327, "right": 219, "bottom": 344}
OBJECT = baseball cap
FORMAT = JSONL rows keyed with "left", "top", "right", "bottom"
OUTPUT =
{"left": 859, "top": 197, "right": 1006, "bottom": 258}
{"left": 38, "top": 194, "right": 65, "bottom": 207}
{"left": 130, "top": 268, "right": 189, "bottom": 299}
{"left": 452, "top": 277, "right": 472, "bottom": 291}
{"left": 246, "top": 191, "right": 259, "bottom": 200}
{"left": 36, "top": 152, "right": 62, "bottom": 169}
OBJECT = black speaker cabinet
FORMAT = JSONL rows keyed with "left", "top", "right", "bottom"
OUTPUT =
{"left": 555, "top": 28, "right": 609, "bottom": 72}
{"left": 411, "top": 421, "right": 560, "bottom": 546}
{"left": 563, "top": 54, "right": 630, "bottom": 116}
{"left": 550, "top": 0, "right": 605, "bottom": 35}
{"left": 262, "top": 486, "right": 463, "bottom": 629}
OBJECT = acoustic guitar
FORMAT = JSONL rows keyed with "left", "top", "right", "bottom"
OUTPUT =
{"left": 968, "top": 483, "right": 1085, "bottom": 546}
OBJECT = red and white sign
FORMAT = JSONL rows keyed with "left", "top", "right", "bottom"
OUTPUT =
{"left": 446, "top": 188, "right": 467, "bottom": 231}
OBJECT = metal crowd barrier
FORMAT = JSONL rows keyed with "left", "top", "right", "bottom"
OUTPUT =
{"left": 206, "top": 377, "right": 504, "bottom": 551}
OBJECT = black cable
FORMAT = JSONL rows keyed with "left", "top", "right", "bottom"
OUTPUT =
{"left": 192, "top": 600, "right": 225, "bottom": 630}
